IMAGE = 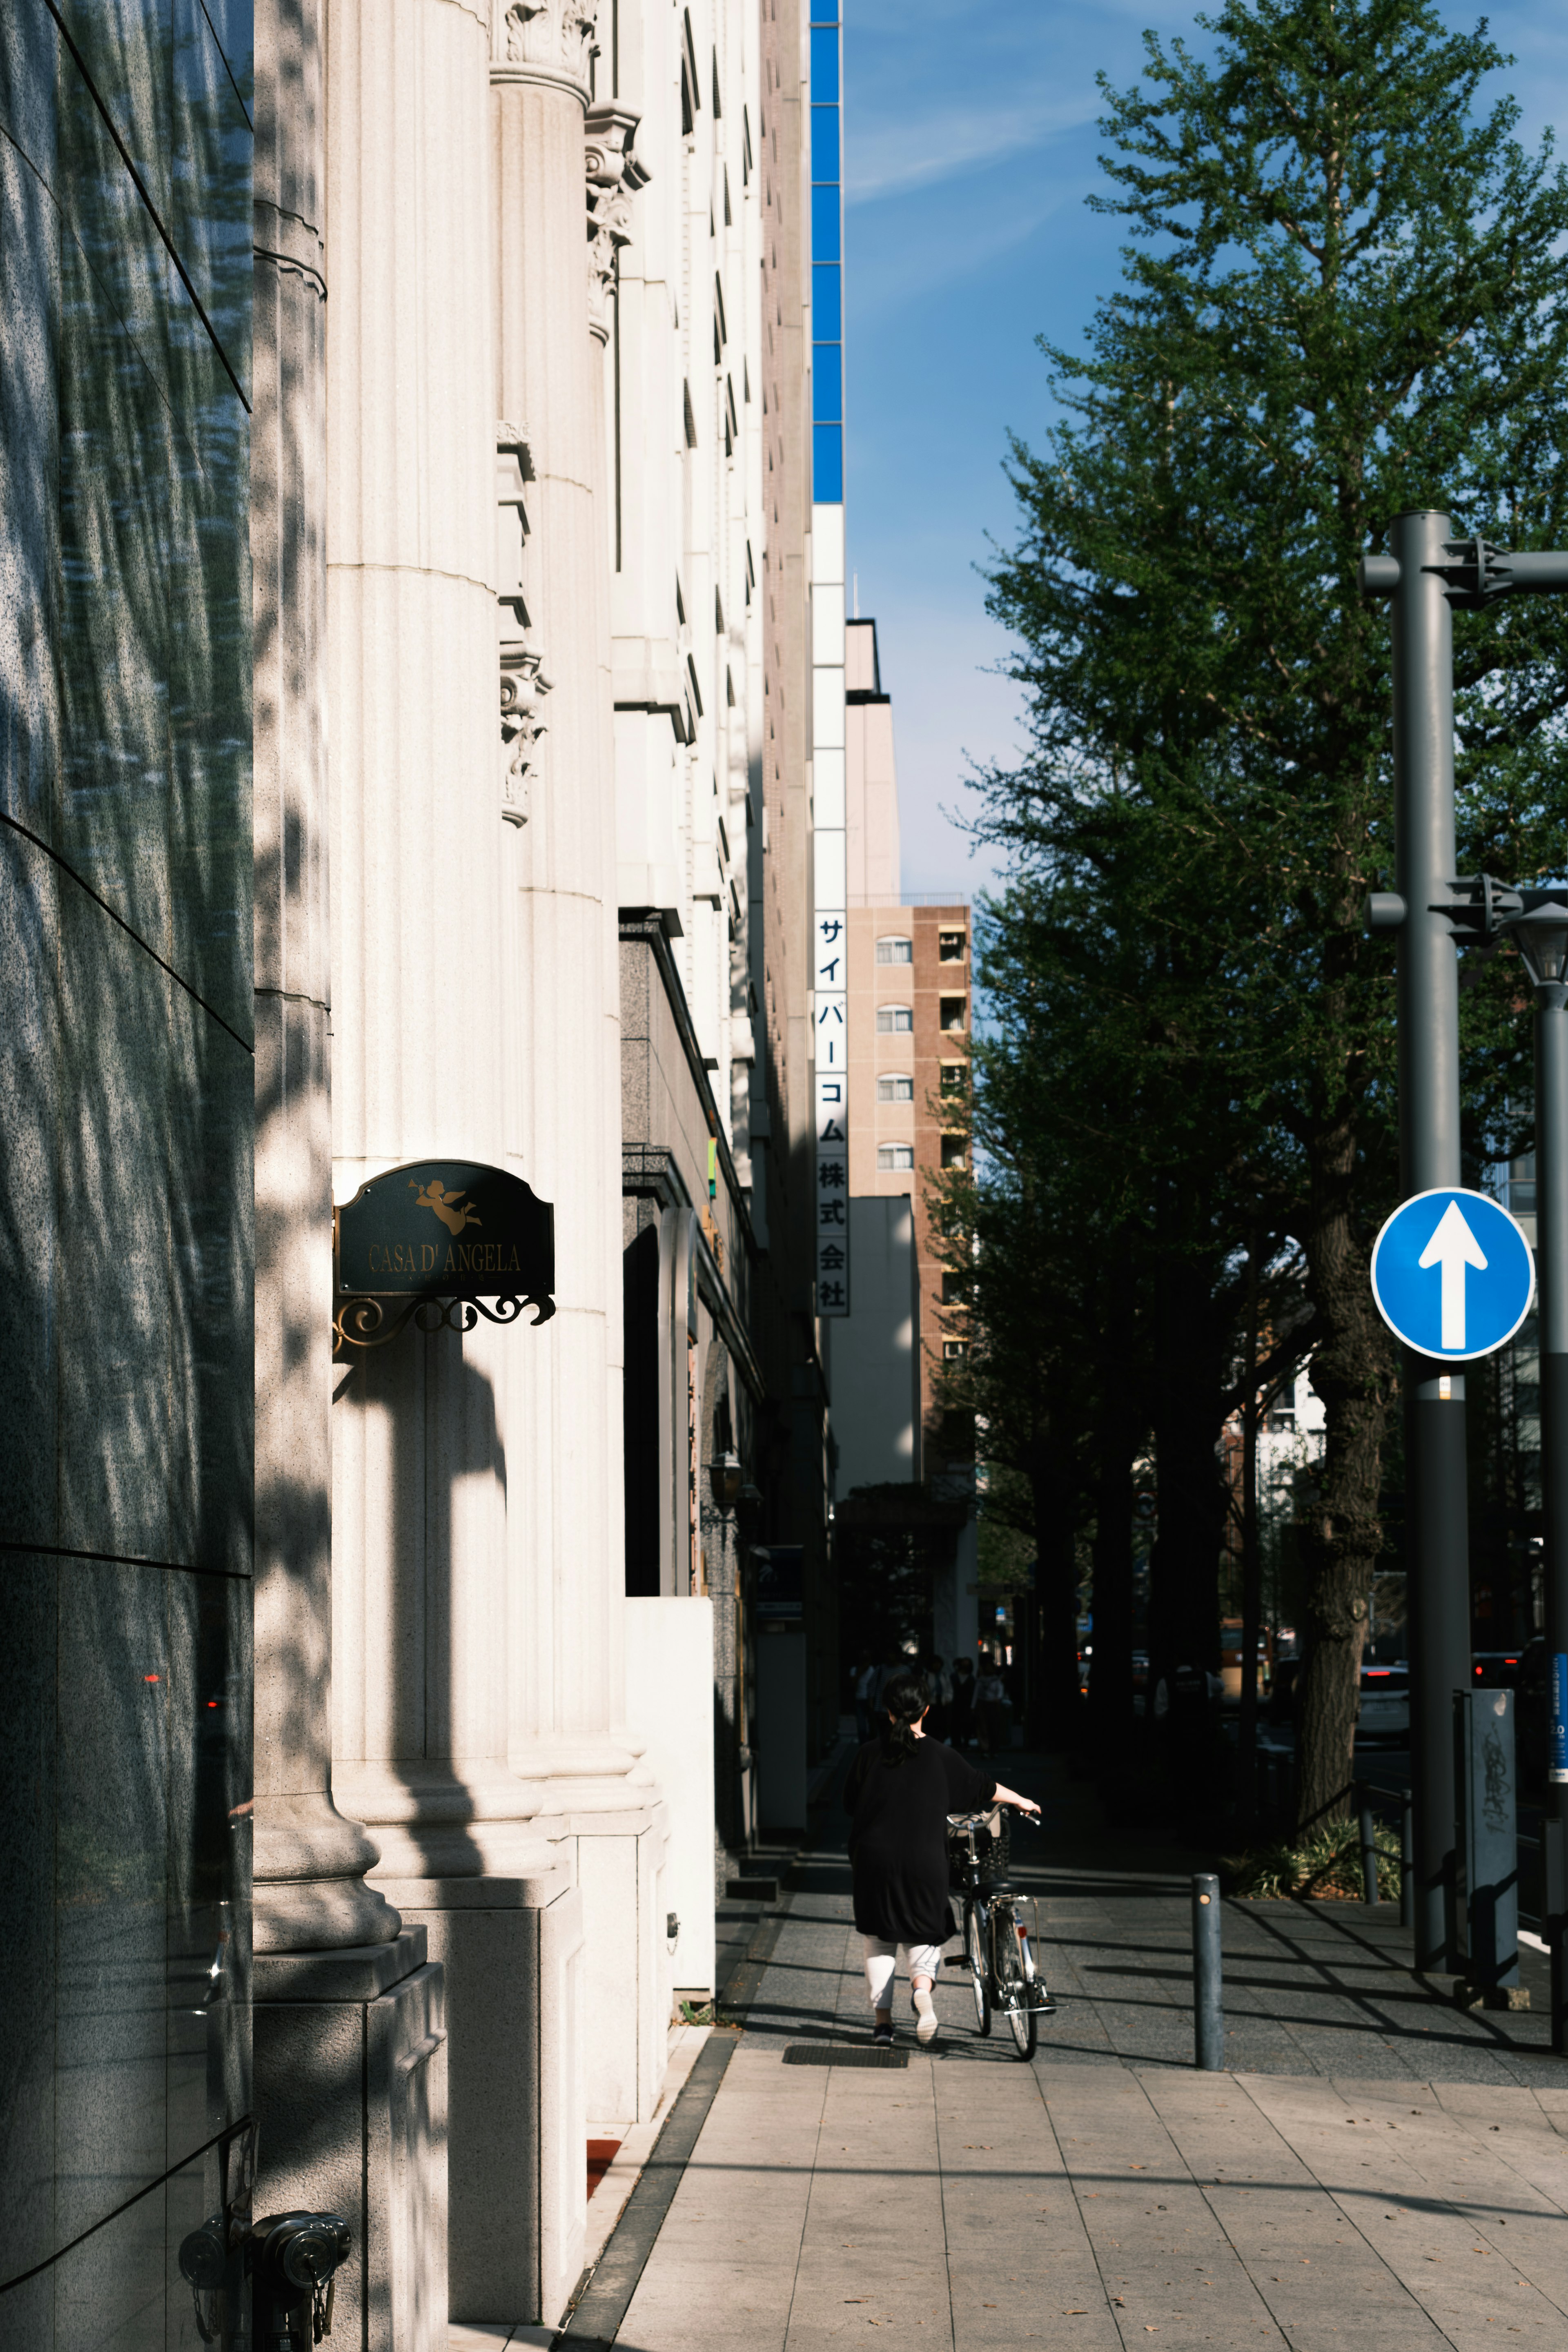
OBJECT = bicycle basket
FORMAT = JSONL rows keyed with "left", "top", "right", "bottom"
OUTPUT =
{"left": 947, "top": 1808, "right": 1010, "bottom": 1888}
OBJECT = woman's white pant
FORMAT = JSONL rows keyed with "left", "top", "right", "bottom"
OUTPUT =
{"left": 863, "top": 1937, "right": 945, "bottom": 2010}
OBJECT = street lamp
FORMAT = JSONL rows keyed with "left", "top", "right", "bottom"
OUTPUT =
{"left": 710, "top": 1450, "right": 744, "bottom": 1509}
{"left": 1508, "top": 900, "right": 1568, "bottom": 987}
{"left": 1502, "top": 892, "right": 1568, "bottom": 2049}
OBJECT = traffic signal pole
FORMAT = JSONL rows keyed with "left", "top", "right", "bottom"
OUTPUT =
{"left": 1384, "top": 511, "right": 1473, "bottom": 1971}
{"left": 1501, "top": 905, "right": 1568, "bottom": 2040}
{"left": 1537, "top": 978, "right": 1568, "bottom": 2038}
{"left": 1363, "top": 515, "right": 1568, "bottom": 1973}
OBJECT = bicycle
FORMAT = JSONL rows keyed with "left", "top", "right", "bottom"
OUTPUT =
{"left": 948, "top": 1807, "right": 1055, "bottom": 2059}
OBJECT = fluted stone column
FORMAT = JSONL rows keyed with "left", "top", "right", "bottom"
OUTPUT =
{"left": 252, "top": 8, "right": 446, "bottom": 2347}
{"left": 325, "top": 0, "right": 518, "bottom": 1882}
{"left": 492, "top": 0, "right": 669, "bottom": 2147}
{"left": 252, "top": 0, "right": 399, "bottom": 1963}
{"left": 324, "top": 0, "right": 588, "bottom": 2323}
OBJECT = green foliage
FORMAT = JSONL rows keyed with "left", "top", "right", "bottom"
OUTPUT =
{"left": 978, "top": 1477, "right": 1036, "bottom": 1590}
{"left": 964, "top": 0, "right": 1568, "bottom": 1819}
{"left": 1226, "top": 1818, "right": 1401, "bottom": 1901}
{"left": 835, "top": 1485, "right": 955, "bottom": 1670}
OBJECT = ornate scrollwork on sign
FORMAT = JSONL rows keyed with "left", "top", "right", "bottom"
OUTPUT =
{"left": 500, "top": 0, "right": 598, "bottom": 92}
{"left": 499, "top": 643, "right": 550, "bottom": 825}
{"left": 333, "top": 1161, "right": 557, "bottom": 1355}
{"left": 584, "top": 104, "right": 647, "bottom": 342}
{"left": 334, "top": 1294, "right": 548, "bottom": 1353}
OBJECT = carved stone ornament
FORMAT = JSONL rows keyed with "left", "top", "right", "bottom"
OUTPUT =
{"left": 499, "top": 643, "right": 550, "bottom": 826}
{"left": 584, "top": 104, "right": 647, "bottom": 342}
{"left": 498, "top": 0, "right": 598, "bottom": 95}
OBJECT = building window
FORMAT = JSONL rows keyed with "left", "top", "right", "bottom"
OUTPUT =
{"left": 876, "top": 936, "right": 913, "bottom": 964}
{"left": 940, "top": 1135, "right": 966, "bottom": 1168}
{"left": 942, "top": 1340, "right": 968, "bottom": 1362}
{"left": 941, "top": 1271, "right": 965, "bottom": 1304}
{"left": 939, "top": 996, "right": 967, "bottom": 1032}
{"left": 939, "top": 1062, "right": 965, "bottom": 1096}
{"left": 878, "top": 1144, "right": 915, "bottom": 1171}
{"left": 876, "top": 1074, "right": 913, "bottom": 1102}
{"left": 876, "top": 1005, "right": 914, "bottom": 1033}
{"left": 938, "top": 929, "right": 967, "bottom": 962}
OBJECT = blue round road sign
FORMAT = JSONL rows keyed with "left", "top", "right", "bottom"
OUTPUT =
{"left": 1370, "top": 1187, "right": 1535, "bottom": 1361}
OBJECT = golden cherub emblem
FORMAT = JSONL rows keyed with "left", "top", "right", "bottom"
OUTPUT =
{"left": 409, "top": 1178, "right": 483, "bottom": 1236}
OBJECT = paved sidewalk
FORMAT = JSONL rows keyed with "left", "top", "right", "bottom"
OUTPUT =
{"left": 738, "top": 1751, "right": 1568, "bottom": 2082}
{"left": 575, "top": 1753, "right": 1568, "bottom": 2350}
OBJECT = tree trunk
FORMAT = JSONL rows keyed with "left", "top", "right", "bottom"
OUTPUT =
{"left": 1148, "top": 1232, "right": 1229, "bottom": 1693}
{"left": 1088, "top": 1375, "right": 1140, "bottom": 1769}
{"left": 1032, "top": 1453, "right": 1083, "bottom": 1749}
{"left": 1294, "top": 1113, "right": 1396, "bottom": 1831}
{"left": 1236, "top": 1237, "right": 1263, "bottom": 1831}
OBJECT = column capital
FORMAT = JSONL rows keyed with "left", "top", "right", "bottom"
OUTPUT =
{"left": 585, "top": 103, "right": 647, "bottom": 343}
{"left": 500, "top": 639, "right": 551, "bottom": 826}
{"left": 493, "top": 0, "right": 599, "bottom": 101}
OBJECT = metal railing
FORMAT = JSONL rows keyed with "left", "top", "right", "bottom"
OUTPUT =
{"left": 1254, "top": 1753, "right": 1561, "bottom": 2042}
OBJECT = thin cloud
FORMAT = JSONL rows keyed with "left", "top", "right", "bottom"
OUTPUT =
{"left": 847, "top": 93, "right": 1096, "bottom": 205}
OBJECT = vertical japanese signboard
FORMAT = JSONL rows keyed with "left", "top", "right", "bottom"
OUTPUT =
{"left": 814, "top": 911, "right": 849, "bottom": 1314}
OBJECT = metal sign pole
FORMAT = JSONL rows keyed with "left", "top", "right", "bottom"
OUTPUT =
{"left": 1365, "top": 526, "right": 1568, "bottom": 1975}
{"left": 1386, "top": 509, "right": 1474, "bottom": 1973}
{"left": 1521, "top": 927, "right": 1568, "bottom": 2041}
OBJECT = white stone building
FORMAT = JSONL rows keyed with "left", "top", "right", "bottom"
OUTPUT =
{"left": 0, "top": 0, "right": 833, "bottom": 2332}
{"left": 248, "top": 0, "right": 828, "bottom": 2338}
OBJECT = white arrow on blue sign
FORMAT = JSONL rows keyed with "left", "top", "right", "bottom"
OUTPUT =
{"left": 1370, "top": 1187, "right": 1535, "bottom": 1361}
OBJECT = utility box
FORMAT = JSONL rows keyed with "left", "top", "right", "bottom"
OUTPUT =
{"left": 1453, "top": 1687, "right": 1521, "bottom": 1995}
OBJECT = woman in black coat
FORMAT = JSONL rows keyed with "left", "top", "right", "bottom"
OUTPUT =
{"left": 846, "top": 1670, "right": 1040, "bottom": 2046}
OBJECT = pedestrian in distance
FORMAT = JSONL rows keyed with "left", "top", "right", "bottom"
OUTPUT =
{"left": 852, "top": 1653, "right": 877, "bottom": 1746}
{"left": 976, "top": 1656, "right": 1009, "bottom": 1758}
{"left": 846, "top": 1670, "right": 1040, "bottom": 2047}
{"left": 925, "top": 1652, "right": 953, "bottom": 1742}
{"left": 949, "top": 1655, "right": 976, "bottom": 1749}
{"left": 873, "top": 1648, "right": 905, "bottom": 1706}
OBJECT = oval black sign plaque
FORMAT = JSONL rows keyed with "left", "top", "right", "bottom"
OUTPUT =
{"left": 334, "top": 1160, "right": 555, "bottom": 1351}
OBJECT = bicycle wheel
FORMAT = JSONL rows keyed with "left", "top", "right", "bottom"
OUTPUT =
{"left": 964, "top": 1900, "right": 991, "bottom": 2035}
{"left": 995, "top": 1909, "right": 1037, "bottom": 2060}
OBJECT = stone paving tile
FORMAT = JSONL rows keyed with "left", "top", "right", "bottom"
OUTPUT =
{"left": 598, "top": 1756, "right": 1568, "bottom": 2350}
{"left": 1235, "top": 2074, "right": 1568, "bottom": 2341}
{"left": 1134, "top": 2069, "right": 1442, "bottom": 2348}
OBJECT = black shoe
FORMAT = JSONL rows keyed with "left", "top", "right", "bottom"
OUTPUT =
{"left": 871, "top": 2022, "right": 894, "bottom": 2047}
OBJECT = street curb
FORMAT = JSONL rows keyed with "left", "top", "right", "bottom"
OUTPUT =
{"left": 559, "top": 2030, "right": 738, "bottom": 2346}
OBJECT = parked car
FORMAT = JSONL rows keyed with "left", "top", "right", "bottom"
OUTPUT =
{"left": 1356, "top": 1663, "right": 1410, "bottom": 1742}
{"left": 1218, "top": 1619, "right": 1274, "bottom": 1705}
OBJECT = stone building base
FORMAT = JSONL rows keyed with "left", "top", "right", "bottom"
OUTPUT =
{"left": 253, "top": 1929, "right": 448, "bottom": 2352}
{"left": 377, "top": 1876, "right": 586, "bottom": 2327}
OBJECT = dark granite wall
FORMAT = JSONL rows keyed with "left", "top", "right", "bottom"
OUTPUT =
{"left": 0, "top": 2, "right": 254, "bottom": 2341}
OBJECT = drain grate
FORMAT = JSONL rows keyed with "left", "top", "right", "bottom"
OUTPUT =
{"left": 782, "top": 2044, "right": 910, "bottom": 2068}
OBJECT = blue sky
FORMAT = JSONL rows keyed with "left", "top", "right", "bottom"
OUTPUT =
{"left": 840, "top": 0, "right": 1568, "bottom": 900}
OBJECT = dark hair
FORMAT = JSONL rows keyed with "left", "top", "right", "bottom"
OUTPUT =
{"left": 880, "top": 1670, "right": 929, "bottom": 1766}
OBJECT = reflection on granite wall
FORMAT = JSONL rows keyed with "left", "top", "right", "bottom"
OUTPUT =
{"left": 0, "top": 1, "right": 254, "bottom": 2342}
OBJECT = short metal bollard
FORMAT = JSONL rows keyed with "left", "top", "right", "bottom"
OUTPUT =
{"left": 1356, "top": 1784, "right": 1379, "bottom": 1907}
{"left": 1192, "top": 1873, "right": 1223, "bottom": 2070}
{"left": 1400, "top": 1787, "right": 1414, "bottom": 1929}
